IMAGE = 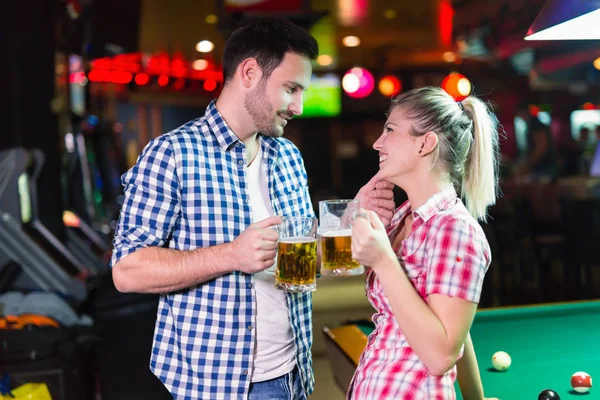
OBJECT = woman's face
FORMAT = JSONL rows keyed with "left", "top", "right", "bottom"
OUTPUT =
{"left": 372, "top": 106, "right": 423, "bottom": 185}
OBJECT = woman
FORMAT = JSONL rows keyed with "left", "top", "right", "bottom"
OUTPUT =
{"left": 349, "top": 87, "right": 499, "bottom": 399}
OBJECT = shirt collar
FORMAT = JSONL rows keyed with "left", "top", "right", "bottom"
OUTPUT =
{"left": 413, "top": 184, "right": 458, "bottom": 222}
{"left": 204, "top": 100, "right": 241, "bottom": 151}
{"left": 204, "top": 100, "right": 280, "bottom": 155}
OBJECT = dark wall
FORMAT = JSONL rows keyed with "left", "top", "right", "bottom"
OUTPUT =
{"left": 0, "top": 0, "right": 65, "bottom": 239}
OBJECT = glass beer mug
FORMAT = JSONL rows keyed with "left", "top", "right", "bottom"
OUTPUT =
{"left": 274, "top": 216, "right": 318, "bottom": 292}
{"left": 319, "top": 199, "right": 365, "bottom": 276}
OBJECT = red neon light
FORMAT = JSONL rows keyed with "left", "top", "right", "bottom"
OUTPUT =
{"left": 203, "top": 79, "right": 217, "bottom": 92}
{"left": 69, "top": 71, "right": 86, "bottom": 84}
{"left": 88, "top": 69, "right": 110, "bottom": 82}
{"left": 158, "top": 75, "right": 169, "bottom": 87}
{"left": 135, "top": 73, "right": 150, "bottom": 85}
{"left": 110, "top": 71, "right": 133, "bottom": 84}
{"left": 439, "top": 0, "right": 454, "bottom": 47}
{"left": 89, "top": 52, "right": 224, "bottom": 89}
{"left": 174, "top": 78, "right": 186, "bottom": 90}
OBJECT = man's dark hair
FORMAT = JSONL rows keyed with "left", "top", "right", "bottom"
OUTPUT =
{"left": 222, "top": 18, "right": 319, "bottom": 85}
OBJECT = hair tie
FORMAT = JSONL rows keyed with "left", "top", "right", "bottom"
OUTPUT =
{"left": 457, "top": 102, "right": 464, "bottom": 111}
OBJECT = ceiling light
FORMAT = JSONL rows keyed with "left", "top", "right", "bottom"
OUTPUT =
{"left": 317, "top": 54, "right": 333, "bottom": 66}
{"left": 342, "top": 35, "right": 360, "bottom": 47}
{"left": 193, "top": 59, "right": 209, "bottom": 70}
{"left": 525, "top": 1, "right": 600, "bottom": 40}
{"left": 196, "top": 40, "right": 214, "bottom": 53}
{"left": 443, "top": 51, "right": 456, "bottom": 62}
{"left": 383, "top": 9, "right": 396, "bottom": 19}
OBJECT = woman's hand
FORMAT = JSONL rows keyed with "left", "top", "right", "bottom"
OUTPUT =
{"left": 351, "top": 209, "right": 396, "bottom": 269}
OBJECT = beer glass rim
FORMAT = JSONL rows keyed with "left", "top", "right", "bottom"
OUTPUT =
{"left": 319, "top": 199, "right": 359, "bottom": 205}
{"left": 281, "top": 216, "right": 317, "bottom": 222}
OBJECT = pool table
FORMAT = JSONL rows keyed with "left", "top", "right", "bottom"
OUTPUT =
{"left": 323, "top": 301, "right": 600, "bottom": 399}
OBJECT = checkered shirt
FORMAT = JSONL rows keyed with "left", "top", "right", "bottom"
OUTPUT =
{"left": 349, "top": 185, "right": 491, "bottom": 400}
{"left": 111, "top": 101, "right": 316, "bottom": 400}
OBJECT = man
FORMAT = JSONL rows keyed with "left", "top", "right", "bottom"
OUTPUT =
{"left": 515, "top": 104, "right": 557, "bottom": 180}
{"left": 111, "top": 18, "right": 394, "bottom": 400}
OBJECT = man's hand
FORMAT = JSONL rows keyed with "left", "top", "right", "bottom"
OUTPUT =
{"left": 231, "top": 216, "right": 281, "bottom": 274}
{"left": 355, "top": 174, "right": 395, "bottom": 226}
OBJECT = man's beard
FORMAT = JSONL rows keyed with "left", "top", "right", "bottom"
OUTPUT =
{"left": 244, "top": 79, "right": 283, "bottom": 137}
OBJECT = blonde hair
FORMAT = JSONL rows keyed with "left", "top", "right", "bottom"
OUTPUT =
{"left": 390, "top": 87, "right": 500, "bottom": 221}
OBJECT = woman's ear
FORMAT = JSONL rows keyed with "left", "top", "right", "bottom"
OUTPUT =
{"left": 418, "top": 131, "right": 439, "bottom": 156}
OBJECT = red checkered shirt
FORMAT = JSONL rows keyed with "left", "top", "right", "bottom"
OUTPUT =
{"left": 349, "top": 185, "right": 491, "bottom": 399}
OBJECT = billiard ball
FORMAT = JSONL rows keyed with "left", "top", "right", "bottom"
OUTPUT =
{"left": 571, "top": 371, "right": 592, "bottom": 393}
{"left": 538, "top": 389, "right": 560, "bottom": 400}
{"left": 491, "top": 351, "right": 511, "bottom": 371}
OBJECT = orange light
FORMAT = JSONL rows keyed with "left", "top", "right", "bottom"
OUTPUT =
{"left": 158, "top": 75, "right": 169, "bottom": 87}
{"left": 441, "top": 72, "right": 471, "bottom": 101}
{"left": 135, "top": 73, "right": 150, "bottom": 85}
{"left": 63, "top": 211, "right": 80, "bottom": 228}
{"left": 594, "top": 57, "right": 600, "bottom": 70}
{"left": 378, "top": 75, "right": 402, "bottom": 97}
{"left": 204, "top": 79, "right": 217, "bottom": 91}
{"left": 583, "top": 102, "right": 596, "bottom": 110}
{"left": 528, "top": 105, "right": 541, "bottom": 116}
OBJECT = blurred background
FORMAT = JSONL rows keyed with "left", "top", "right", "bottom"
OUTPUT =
{"left": 1, "top": 0, "right": 600, "bottom": 399}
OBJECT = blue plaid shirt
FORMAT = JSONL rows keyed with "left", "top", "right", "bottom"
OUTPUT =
{"left": 111, "top": 101, "right": 316, "bottom": 400}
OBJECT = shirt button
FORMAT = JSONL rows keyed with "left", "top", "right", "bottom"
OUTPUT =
{"left": 238, "top": 160, "right": 243, "bottom": 165}
{"left": 247, "top": 325, "right": 253, "bottom": 331}
{"left": 248, "top": 283, "right": 253, "bottom": 289}
{"left": 242, "top": 369, "right": 248, "bottom": 375}
{"left": 244, "top": 198, "right": 250, "bottom": 204}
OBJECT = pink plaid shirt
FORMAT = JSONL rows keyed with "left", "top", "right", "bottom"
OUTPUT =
{"left": 349, "top": 185, "right": 491, "bottom": 399}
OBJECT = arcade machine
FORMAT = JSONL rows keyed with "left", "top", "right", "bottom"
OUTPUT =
{"left": 0, "top": 148, "right": 88, "bottom": 302}
{"left": 0, "top": 147, "right": 97, "bottom": 400}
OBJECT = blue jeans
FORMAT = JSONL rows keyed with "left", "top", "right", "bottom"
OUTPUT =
{"left": 248, "top": 367, "right": 304, "bottom": 400}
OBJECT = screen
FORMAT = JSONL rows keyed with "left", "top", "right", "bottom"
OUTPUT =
{"left": 298, "top": 74, "right": 341, "bottom": 118}
{"left": 570, "top": 110, "right": 600, "bottom": 141}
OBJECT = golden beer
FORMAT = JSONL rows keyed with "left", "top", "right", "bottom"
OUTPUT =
{"left": 320, "top": 229, "right": 364, "bottom": 276}
{"left": 275, "top": 237, "right": 317, "bottom": 292}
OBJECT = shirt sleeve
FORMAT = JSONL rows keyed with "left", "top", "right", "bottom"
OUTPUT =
{"left": 425, "top": 217, "right": 490, "bottom": 303}
{"left": 110, "top": 135, "right": 181, "bottom": 267}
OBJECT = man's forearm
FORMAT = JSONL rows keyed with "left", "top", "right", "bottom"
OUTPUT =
{"left": 456, "top": 333, "right": 484, "bottom": 400}
{"left": 112, "top": 243, "right": 238, "bottom": 294}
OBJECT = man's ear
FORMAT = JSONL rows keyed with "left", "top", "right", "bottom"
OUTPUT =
{"left": 238, "top": 58, "right": 261, "bottom": 88}
{"left": 418, "top": 131, "right": 439, "bottom": 156}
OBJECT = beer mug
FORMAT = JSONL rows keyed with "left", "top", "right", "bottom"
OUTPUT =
{"left": 275, "top": 216, "right": 318, "bottom": 292}
{"left": 319, "top": 199, "right": 365, "bottom": 276}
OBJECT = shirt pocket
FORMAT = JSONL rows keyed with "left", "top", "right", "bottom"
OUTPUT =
{"left": 276, "top": 185, "right": 307, "bottom": 216}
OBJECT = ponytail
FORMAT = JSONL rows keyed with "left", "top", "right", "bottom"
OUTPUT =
{"left": 461, "top": 97, "right": 500, "bottom": 221}
{"left": 390, "top": 87, "right": 500, "bottom": 221}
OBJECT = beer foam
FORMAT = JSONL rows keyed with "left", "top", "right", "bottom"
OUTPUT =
{"left": 280, "top": 237, "right": 317, "bottom": 243}
{"left": 321, "top": 229, "right": 352, "bottom": 237}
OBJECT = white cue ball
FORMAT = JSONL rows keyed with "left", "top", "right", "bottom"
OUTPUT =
{"left": 492, "top": 351, "right": 511, "bottom": 371}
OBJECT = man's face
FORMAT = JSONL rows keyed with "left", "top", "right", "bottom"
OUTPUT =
{"left": 244, "top": 52, "right": 312, "bottom": 137}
